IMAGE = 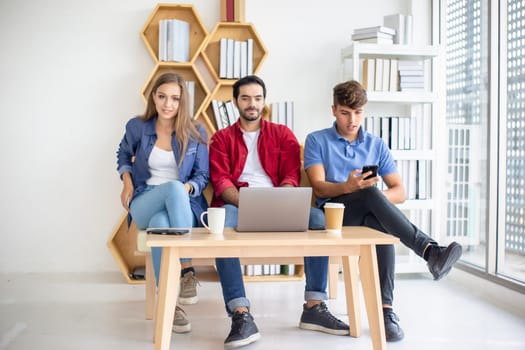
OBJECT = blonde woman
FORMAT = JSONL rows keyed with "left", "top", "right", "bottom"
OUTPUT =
{"left": 116, "top": 72, "right": 209, "bottom": 333}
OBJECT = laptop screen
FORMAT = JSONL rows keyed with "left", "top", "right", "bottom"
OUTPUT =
{"left": 236, "top": 187, "right": 312, "bottom": 232}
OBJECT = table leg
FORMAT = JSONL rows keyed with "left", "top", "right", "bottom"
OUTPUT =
{"left": 341, "top": 255, "right": 361, "bottom": 337}
{"left": 358, "top": 245, "right": 386, "bottom": 350}
{"left": 153, "top": 247, "right": 181, "bottom": 350}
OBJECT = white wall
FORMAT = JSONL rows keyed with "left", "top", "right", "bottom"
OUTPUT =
{"left": 0, "top": 0, "right": 427, "bottom": 273}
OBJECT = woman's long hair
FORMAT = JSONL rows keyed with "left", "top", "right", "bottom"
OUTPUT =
{"left": 141, "top": 71, "right": 206, "bottom": 164}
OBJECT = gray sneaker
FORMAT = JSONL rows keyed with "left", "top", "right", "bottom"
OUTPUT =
{"left": 178, "top": 271, "right": 199, "bottom": 304}
{"left": 172, "top": 306, "right": 191, "bottom": 333}
{"left": 299, "top": 302, "right": 349, "bottom": 335}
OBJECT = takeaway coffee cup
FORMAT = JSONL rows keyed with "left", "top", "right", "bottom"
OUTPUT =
{"left": 324, "top": 202, "right": 345, "bottom": 234}
{"left": 200, "top": 207, "right": 226, "bottom": 234}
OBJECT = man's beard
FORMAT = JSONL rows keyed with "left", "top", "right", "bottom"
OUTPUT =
{"left": 240, "top": 108, "right": 260, "bottom": 121}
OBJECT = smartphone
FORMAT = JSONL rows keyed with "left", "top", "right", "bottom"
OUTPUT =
{"left": 362, "top": 165, "right": 379, "bottom": 180}
{"left": 146, "top": 228, "right": 190, "bottom": 235}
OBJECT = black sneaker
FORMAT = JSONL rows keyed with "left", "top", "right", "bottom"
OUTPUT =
{"left": 383, "top": 308, "right": 404, "bottom": 342}
{"left": 299, "top": 302, "right": 349, "bottom": 335}
{"left": 427, "top": 242, "right": 463, "bottom": 280}
{"left": 224, "top": 311, "right": 261, "bottom": 349}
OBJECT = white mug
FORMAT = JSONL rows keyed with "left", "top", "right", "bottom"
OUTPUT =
{"left": 200, "top": 207, "right": 226, "bottom": 234}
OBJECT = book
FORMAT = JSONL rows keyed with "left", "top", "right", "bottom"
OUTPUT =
{"left": 354, "top": 37, "right": 394, "bottom": 44}
{"left": 390, "top": 117, "right": 399, "bottom": 150}
{"left": 417, "top": 160, "right": 428, "bottom": 199}
{"left": 362, "top": 58, "right": 375, "bottom": 90}
{"left": 226, "top": 38, "right": 234, "bottom": 79}
{"left": 226, "top": 0, "right": 234, "bottom": 21}
{"left": 211, "top": 99, "right": 222, "bottom": 129}
{"left": 219, "top": 38, "right": 228, "bottom": 78}
{"left": 374, "top": 58, "right": 384, "bottom": 91}
{"left": 158, "top": 20, "right": 168, "bottom": 61}
{"left": 224, "top": 100, "right": 238, "bottom": 125}
{"left": 218, "top": 100, "right": 230, "bottom": 129}
{"left": 383, "top": 14, "right": 405, "bottom": 44}
{"left": 380, "top": 116, "right": 390, "bottom": 147}
{"left": 168, "top": 19, "right": 190, "bottom": 62}
{"left": 405, "top": 15, "right": 414, "bottom": 45}
{"left": 233, "top": 40, "right": 241, "bottom": 78}
{"left": 278, "top": 101, "right": 286, "bottom": 125}
{"left": 246, "top": 38, "right": 254, "bottom": 75}
{"left": 351, "top": 31, "right": 394, "bottom": 41}
{"left": 381, "top": 59, "right": 390, "bottom": 92}
{"left": 239, "top": 40, "right": 248, "bottom": 77}
{"left": 285, "top": 101, "right": 294, "bottom": 131}
{"left": 211, "top": 100, "right": 228, "bottom": 129}
{"left": 234, "top": 0, "right": 246, "bottom": 22}
{"left": 389, "top": 59, "right": 399, "bottom": 91}
{"left": 408, "top": 160, "right": 417, "bottom": 199}
{"left": 353, "top": 26, "right": 396, "bottom": 36}
{"left": 399, "top": 75, "right": 425, "bottom": 83}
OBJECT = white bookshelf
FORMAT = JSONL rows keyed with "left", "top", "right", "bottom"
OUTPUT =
{"left": 340, "top": 41, "right": 445, "bottom": 273}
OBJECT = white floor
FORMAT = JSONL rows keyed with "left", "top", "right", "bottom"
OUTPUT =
{"left": 1, "top": 268, "right": 524, "bottom": 350}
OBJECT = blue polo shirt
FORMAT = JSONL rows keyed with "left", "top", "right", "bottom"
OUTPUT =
{"left": 304, "top": 122, "right": 397, "bottom": 207}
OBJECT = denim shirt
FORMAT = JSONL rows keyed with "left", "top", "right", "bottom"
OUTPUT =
{"left": 116, "top": 116, "right": 209, "bottom": 220}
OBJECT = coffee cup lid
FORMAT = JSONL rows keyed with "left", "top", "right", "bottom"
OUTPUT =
{"left": 324, "top": 202, "right": 345, "bottom": 209}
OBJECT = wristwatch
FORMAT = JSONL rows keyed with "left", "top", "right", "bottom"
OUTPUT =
{"left": 188, "top": 183, "right": 195, "bottom": 195}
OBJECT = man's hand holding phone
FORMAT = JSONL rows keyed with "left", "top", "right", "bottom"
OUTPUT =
{"left": 362, "top": 165, "right": 379, "bottom": 180}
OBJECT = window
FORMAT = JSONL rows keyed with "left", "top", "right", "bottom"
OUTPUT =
{"left": 444, "top": 0, "right": 525, "bottom": 286}
{"left": 500, "top": 0, "right": 525, "bottom": 282}
{"left": 445, "top": 0, "right": 489, "bottom": 270}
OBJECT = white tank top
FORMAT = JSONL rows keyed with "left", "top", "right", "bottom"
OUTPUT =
{"left": 238, "top": 129, "right": 273, "bottom": 187}
{"left": 146, "top": 146, "right": 179, "bottom": 185}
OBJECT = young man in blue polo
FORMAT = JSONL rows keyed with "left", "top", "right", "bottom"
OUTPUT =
{"left": 304, "top": 80, "right": 463, "bottom": 342}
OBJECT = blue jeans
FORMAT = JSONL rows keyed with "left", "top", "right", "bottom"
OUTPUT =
{"left": 130, "top": 181, "right": 196, "bottom": 285}
{"left": 215, "top": 204, "right": 327, "bottom": 314}
{"left": 330, "top": 186, "right": 437, "bottom": 305}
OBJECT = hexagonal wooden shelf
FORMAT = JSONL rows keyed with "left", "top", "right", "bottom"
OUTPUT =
{"left": 106, "top": 213, "right": 144, "bottom": 284}
{"left": 201, "top": 22, "right": 268, "bottom": 82}
{"left": 141, "top": 4, "right": 208, "bottom": 64}
{"left": 141, "top": 64, "right": 210, "bottom": 119}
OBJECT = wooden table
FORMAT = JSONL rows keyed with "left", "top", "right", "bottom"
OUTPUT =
{"left": 147, "top": 227, "right": 399, "bottom": 350}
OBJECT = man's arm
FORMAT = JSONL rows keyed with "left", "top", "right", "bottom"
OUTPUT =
{"left": 276, "top": 126, "right": 301, "bottom": 187}
{"left": 221, "top": 187, "right": 240, "bottom": 207}
{"left": 306, "top": 164, "right": 379, "bottom": 199}
{"left": 381, "top": 172, "right": 406, "bottom": 204}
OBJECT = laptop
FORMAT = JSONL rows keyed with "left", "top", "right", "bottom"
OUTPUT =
{"left": 236, "top": 187, "right": 312, "bottom": 232}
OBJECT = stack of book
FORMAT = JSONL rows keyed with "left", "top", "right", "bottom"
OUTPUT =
{"left": 361, "top": 58, "right": 399, "bottom": 92}
{"left": 270, "top": 101, "right": 295, "bottom": 131}
{"left": 158, "top": 19, "right": 190, "bottom": 62}
{"left": 383, "top": 13, "right": 414, "bottom": 45}
{"left": 211, "top": 99, "right": 239, "bottom": 129}
{"left": 351, "top": 26, "right": 395, "bottom": 44}
{"left": 219, "top": 38, "right": 254, "bottom": 79}
{"left": 242, "top": 264, "right": 297, "bottom": 277}
{"left": 398, "top": 60, "right": 425, "bottom": 91}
